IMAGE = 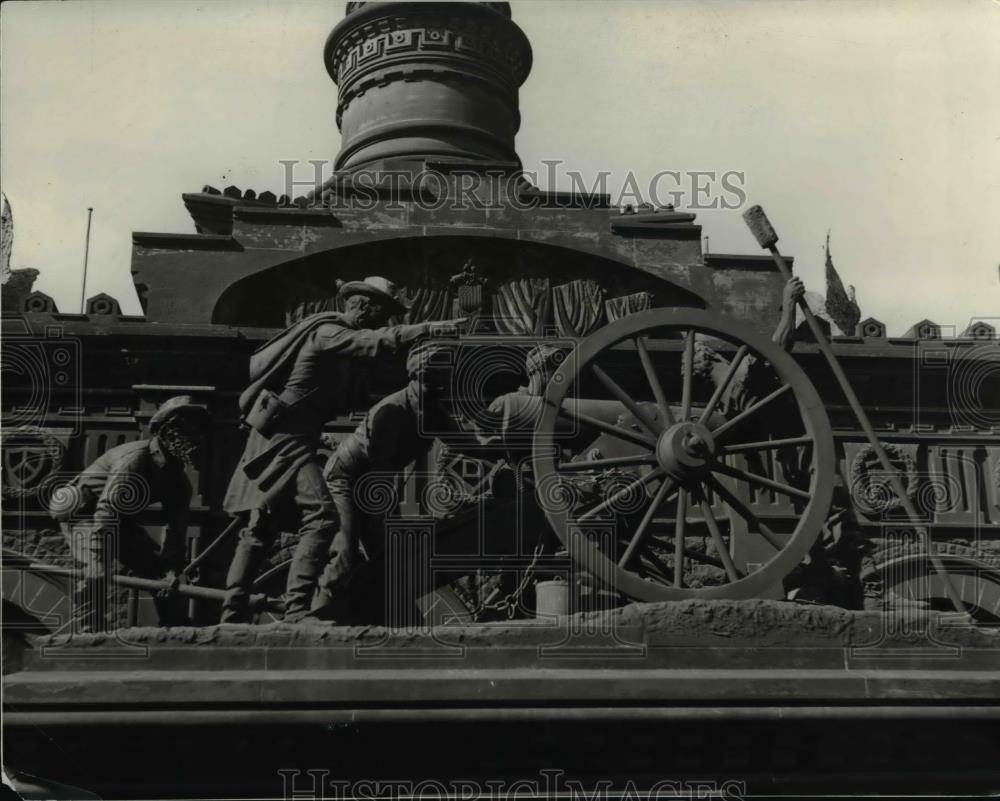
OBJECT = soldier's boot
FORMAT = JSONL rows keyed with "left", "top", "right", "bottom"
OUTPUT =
{"left": 310, "top": 533, "right": 361, "bottom": 621}
{"left": 221, "top": 512, "right": 268, "bottom": 623}
{"left": 283, "top": 537, "right": 331, "bottom": 623}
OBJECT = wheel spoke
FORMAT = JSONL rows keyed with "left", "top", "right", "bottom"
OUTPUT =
{"left": 698, "top": 345, "right": 749, "bottom": 424}
{"left": 590, "top": 363, "right": 662, "bottom": 437}
{"left": 710, "top": 383, "right": 792, "bottom": 441}
{"left": 720, "top": 435, "right": 813, "bottom": 455}
{"left": 680, "top": 329, "right": 695, "bottom": 420}
{"left": 636, "top": 335, "right": 675, "bottom": 426}
{"left": 559, "top": 454, "right": 657, "bottom": 472}
{"left": 705, "top": 475, "right": 784, "bottom": 551}
{"left": 694, "top": 490, "right": 743, "bottom": 583}
{"left": 712, "top": 460, "right": 811, "bottom": 501}
{"left": 673, "top": 488, "right": 688, "bottom": 587}
{"left": 576, "top": 468, "right": 666, "bottom": 523}
{"left": 552, "top": 400, "right": 657, "bottom": 449}
{"left": 619, "top": 478, "right": 677, "bottom": 567}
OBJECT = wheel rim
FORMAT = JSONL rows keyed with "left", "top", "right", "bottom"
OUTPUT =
{"left": 532, "top": 308, "right": 835, "bottom": 601}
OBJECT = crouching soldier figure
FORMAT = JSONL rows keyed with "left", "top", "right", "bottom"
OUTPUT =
{"left": 49, "top": 395, "right": 209, "bottom": 632}
{"left": 310, "top": 341, "right": 468, "bottom": 621}
{"left": 221, "top": 277, "right": 463, "bottom": 623}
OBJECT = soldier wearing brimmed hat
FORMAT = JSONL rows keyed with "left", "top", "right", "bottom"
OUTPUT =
{"left": 220, "top": 277, "right": 464, "bottom": 623}
{"left": 49, "top": 395, "right": 209, "bottom": 632}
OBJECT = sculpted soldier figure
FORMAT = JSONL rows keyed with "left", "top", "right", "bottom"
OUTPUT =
{"left": 689, "top": 277, "right": 862, "bottom": 602}
{"left": 49, "top": 395, "right": 209, "bottom": 632}
{"left": 314, "top": 341, "right": 499, "bottom": 621}
{"left": 690, "top": 277, "right": 805, "bottom": 412}
{"left": 220, "top": 277, "right": 462, "bottom": 623}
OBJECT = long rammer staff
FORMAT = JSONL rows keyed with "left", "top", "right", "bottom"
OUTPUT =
{"left": 742, "top": 204, "right": 965, "bottom": 614}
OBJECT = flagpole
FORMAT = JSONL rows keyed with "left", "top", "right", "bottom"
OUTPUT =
{"left": 80, "top": 207, "right": 93, "bottom": 312}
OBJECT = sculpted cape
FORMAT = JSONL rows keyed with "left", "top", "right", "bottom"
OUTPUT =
{"left": 224, "top": 313, "right": 431, "bottom": 513}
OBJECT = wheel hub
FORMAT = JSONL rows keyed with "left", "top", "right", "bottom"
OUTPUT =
{"left": 656, "top": 421, "right": 716, "bottom": 480}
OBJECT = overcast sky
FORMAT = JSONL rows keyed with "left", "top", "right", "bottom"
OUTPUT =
{"left": 2, "top": 0, "right": 997, "bottom": 332}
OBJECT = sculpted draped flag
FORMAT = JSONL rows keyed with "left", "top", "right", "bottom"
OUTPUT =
{"left": 493, "top": 278, "right": 550, "bottom": 336}
{"left": 824, "top": 233, "right": 860, "bottom": 336}
{"left": 552, "top": 279, "right": 604, "bottom": 337}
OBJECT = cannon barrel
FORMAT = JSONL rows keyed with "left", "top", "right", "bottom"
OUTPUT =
{"left": 489, "top": 394, "right": 722, "bottom": 443}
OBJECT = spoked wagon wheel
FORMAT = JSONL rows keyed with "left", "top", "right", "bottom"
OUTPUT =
{"left": 532, "top": 308, "right": 835, "bottom": 601}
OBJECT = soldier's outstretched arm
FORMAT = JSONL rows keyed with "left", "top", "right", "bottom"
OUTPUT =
{"left": 317, "top": 319, "right": 465, "bottom": 359}
{"left": 772, "top": 277, "right": 805, "bottom": 353}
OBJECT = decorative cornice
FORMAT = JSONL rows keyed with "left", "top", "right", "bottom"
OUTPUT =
{"left": 326, "top": 4, "right": 532, "bottom": 121}
{"left": 345, "top": 2, "right": 513, "bottom": 19}
{"left": 702, "top": 253, "right": 793, "bottom": 272}
{"left": 131, "top": 232, "right": 244, "bottom": 251}
{"left": 610, "top": 210, "right": 698, "bottom": 233}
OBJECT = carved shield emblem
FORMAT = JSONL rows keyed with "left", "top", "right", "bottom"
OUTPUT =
{"left": 456, "top": 284, "right": 483, "bottom": 316}
{"left": 1, "top": 426, "right": 65, "bottom": 499}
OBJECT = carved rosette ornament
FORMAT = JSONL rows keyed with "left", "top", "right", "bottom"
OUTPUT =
{"left": 849, "top": 443, "right": 919, "bottom": 516}
{"left": 325, "top": 2, "right": 532, "bottom": 170}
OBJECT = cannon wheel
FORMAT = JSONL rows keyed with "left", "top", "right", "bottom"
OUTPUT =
{"left": 533, "top": 308, "right": 836, "bottom": 602}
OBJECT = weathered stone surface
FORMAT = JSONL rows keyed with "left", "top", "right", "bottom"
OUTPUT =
{"left": 21, "top": 289, "right": 58, "bottom": 313}
{"left": 326, "top": 3, "right": 531, "bottom": 170}
{"left": 84, "top": 292, "right": 121, "bottom": 316}
{"left": 22, "top": 599, "right": 1000, "bottom": 655}
{"left": 2, "top": 267, "right": 40, "bottom": 313}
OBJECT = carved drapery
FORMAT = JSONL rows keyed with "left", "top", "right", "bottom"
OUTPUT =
{"left": 605, "top": 291, "right": 653, "bottom": 322}
{"left": 492, "top": 278, "right": 550, "bottom": 336}
{"left": 281, "top": 279, "right": 656, "bottom": 330}
{"left": 284, "top": 287, "right": 453, "bottom": 326}
{"left": 285, "top": 295, "right": 341, "bottom": 326}
{"left": 552, "top": 280, "right": 604, "bottom": 338}
{"left": 403, "top": 286, "right": 453, "bottom": 324}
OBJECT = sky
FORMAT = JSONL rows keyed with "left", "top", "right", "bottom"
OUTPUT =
{"left": 1, "top": 0, "right": 998, "bottom": 333}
